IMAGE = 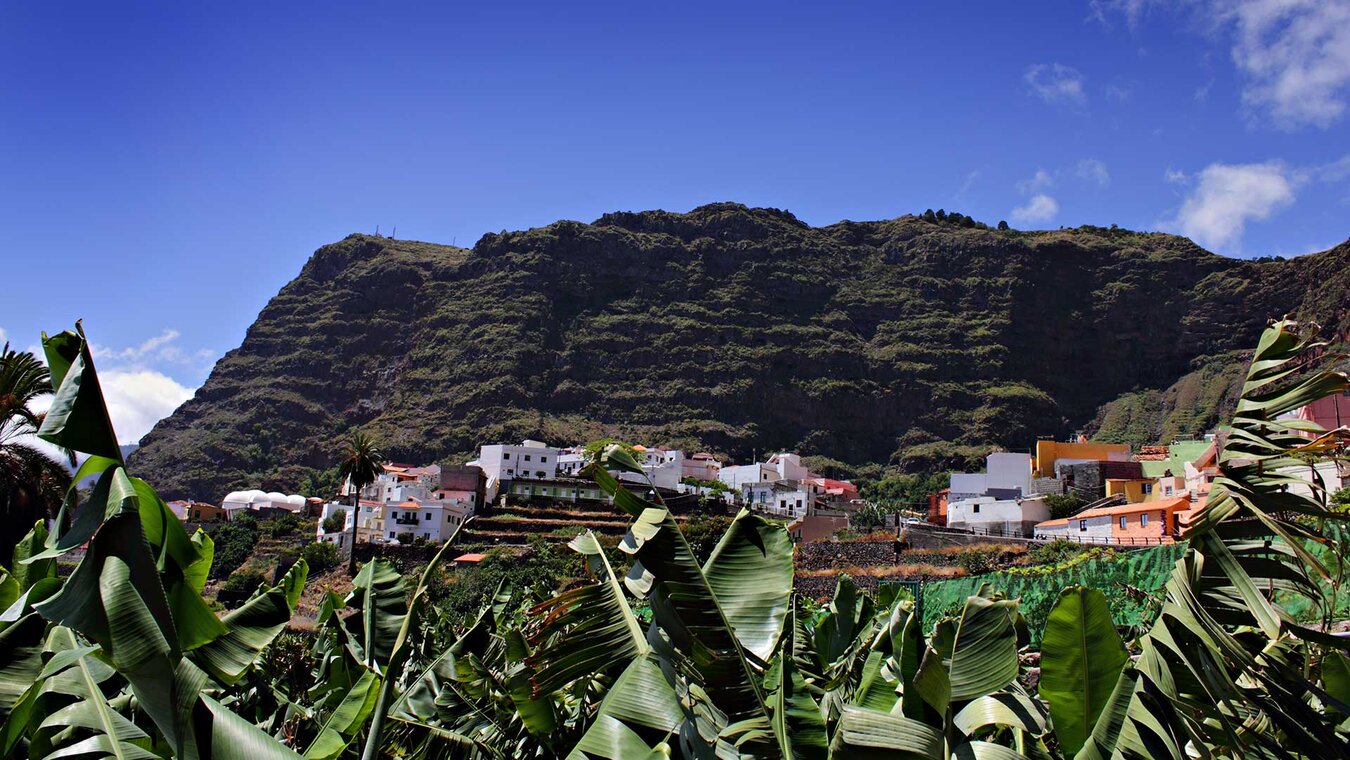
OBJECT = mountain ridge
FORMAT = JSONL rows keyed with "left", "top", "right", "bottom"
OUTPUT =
{"left": 129, "top": 203, "right": 1350, "bottom": 499}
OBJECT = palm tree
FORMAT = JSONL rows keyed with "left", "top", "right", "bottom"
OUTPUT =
{"left": 0, "top": 343, "right": 72, "bottom": 562}
{"left": 336, "top": 430, "right": 385, "bottom": 575}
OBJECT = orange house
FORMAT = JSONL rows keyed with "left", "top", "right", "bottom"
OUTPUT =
{"left": 1034, "top": 495, "right": 1190, "bottom": 544}
{"left": 927, "top": 488, "right": 950, "bottom": 526}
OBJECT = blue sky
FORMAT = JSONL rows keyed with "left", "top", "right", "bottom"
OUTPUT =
{"left": 2, "top": 0, "right": 1348, "bottom": 443}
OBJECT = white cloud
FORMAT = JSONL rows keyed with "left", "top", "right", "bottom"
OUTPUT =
{"left": 1076, "top": 158, "right": 1112, "bottom": 186}
{"left": 1164, "top": 167, "right": 1190, "bottom": 184}
{"left": 1163, "top": 161, "right": 1298, "bottom": 252}
{"left": 1011, "top": 194, "right": 1060, "bottom": 225}
{"left": 98, "top": 369, "right": 195, "bottom": 446}
{"left": 1223, "top": 0, "right": 1350, "bottom": 129}
{"left": 1024, "top": 64, "right": 1087, "bottom": 106}
{"left": 0, "top": 327, "right": 6, "bottom": 346}
{"left": 1093, "top": 0, "right": 1350, "bottom": 129}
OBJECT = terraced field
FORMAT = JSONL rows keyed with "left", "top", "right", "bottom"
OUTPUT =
{"left": 457, "top": 501, "right": 690, "bottom": 548}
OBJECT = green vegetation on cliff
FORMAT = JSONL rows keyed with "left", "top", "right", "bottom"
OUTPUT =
{"left": 129, "top": 203, "right": 1350, "bottom": 499}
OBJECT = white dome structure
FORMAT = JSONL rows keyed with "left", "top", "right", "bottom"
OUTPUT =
{"left": 223, "top": 491, "right": 250, "bottom": 505}
{"left": 245, "top": 490, "right": 269, "bottom": 503}
{"left": 286, "top": 494, "right": 306, "bottom": 506}
{"left": 265, "top": 491, "right": 288, "bottom": 504}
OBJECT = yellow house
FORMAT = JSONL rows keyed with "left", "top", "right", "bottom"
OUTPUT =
{"left": 1105, "top": 478, "right": 1155, "bottom": 503}
{"left": 1033, "top": 440, "right": 1132, "bottom": 478}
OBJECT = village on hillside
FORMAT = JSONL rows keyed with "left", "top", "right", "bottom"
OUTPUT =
{"left": 166, "top": 389, "right": 1350, "bottom": 554}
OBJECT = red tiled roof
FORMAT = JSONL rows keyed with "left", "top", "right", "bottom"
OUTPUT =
{"left": 1077, "top": 495, "right": 1190, "bottom": 520}
{"left": 453, "top": 553, "right": 486, "bottom": 563}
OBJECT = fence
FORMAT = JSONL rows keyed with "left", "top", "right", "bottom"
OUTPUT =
{"left": 1030, "top": 533, "right": 1175, "bottom": 547}
{"left": 919, "top": 521, "right": 1176, "bottom": 547}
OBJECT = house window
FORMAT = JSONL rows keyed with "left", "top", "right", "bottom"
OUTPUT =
{"left": 424, "top": 513, "right": 431, "bottom": 521}
{"left": 502, "top": 453, "right": 510, "bottom": 460}
{"left": 524, "top": 454, "right": 531, "bottom": 461}
{"left": 1141, "top": 514, "right": 1150, "bottom": 526}
{"left": 1079, "top": 520, "right": 1087, "bottom": 532}
{"left": 1143, "top": 483, "right": 1153, "bottom": 494}
{"left": 973, "top": 504, "right": 980, "bottom": 514}
{"left": 1119, "top": 516, "right": 1127, "bottom": 529}
{"left": 780, "top": 499, "right": 787, "bottom": 510}
{"left": 391, "top": 511, "right": 398, "bottom": 519}
{"left": 1164, "top": 486, "right": 1173, "bottom": 495}
{"left": 388, "top": 531, "right": 395, "bottom": 538}
{"left": 540, "top": 456, "right": 547, "bottom": 463}
{"left": 537, "top": 471, "right": 545, "bottom": 478}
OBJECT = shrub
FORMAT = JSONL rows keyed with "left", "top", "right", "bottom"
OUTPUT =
{"left": 1029, "top": 538, "right": 1089, "bottom": 566}
{"left": 267, "top": 512, "right": 301, "bottom": 537}
{"left": 208, "top": 520, "right": 259, "bottom": 580}
{"left": 1332, "top": 486, "right": 1350, "bottom": 509}
{"left": 680, "top": 514, "right": 733, "bottom": 563}
{"left": 1042, "top": 493, "right": 1081, "bottom": 519}
{"left": 954, "top": 547, "right": 1000, "bottom": 576}
{"left": 321, "top": 509, "right": 346, "bottom": 534}
{"left": 222, "top": 570, "right": 265, "bottom": 596}
{"left": 302, "top": 540, "right": 339, "bottom": 571}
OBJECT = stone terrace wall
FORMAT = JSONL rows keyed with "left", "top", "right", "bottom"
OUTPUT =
{"left": 796, "top": 540, "right": 897, "bottom": 571}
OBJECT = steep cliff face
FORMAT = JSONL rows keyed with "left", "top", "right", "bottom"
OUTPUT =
{"left": 129, "top": 204, "right": 1348, "bottom": 499}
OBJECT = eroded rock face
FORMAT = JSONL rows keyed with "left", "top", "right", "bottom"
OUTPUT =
{"left": 129, "top": 203, "right": 1350, "bottom": 499}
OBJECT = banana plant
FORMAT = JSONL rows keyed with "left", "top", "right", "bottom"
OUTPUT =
{"left": 0, "top": 324, "right": 307, "bottom": 759}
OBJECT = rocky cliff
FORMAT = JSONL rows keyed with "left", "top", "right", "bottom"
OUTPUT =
{"left": 129, "top": 203, "right": 1350, "bottom": 499}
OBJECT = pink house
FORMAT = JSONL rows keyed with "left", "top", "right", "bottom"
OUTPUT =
{"left": 1292, "top": 391, "right": 1350, "bottom": 437}
{"left": 682, "top": 453, "right": 721, "bottom": 482}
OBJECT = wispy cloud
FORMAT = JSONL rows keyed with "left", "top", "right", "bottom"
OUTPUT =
{"left": 1011, "top": 194, "right": 1060, "bottom": 226}
{"left": 1317, "top": 153, "right": 1350, "bottom": 182}
{"left": 90, "top": 328, "right": 215, "bottom": 371}
{"left": 1017, "top": 169, "right": 1056, "bottom": 194}
{"left": 1088, "top": 0, "right": 1160, "bottom": 29}
{"left": 1076, "top": 158, "right": 1112, "bottom": 186}
{"left": 954, "top": 169, "right": 981, "bottom": 203}
{"left": 1024, "top": 63, "right": 1087, "bottom": 106}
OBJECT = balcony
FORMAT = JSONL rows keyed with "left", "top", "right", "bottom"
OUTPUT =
{"left": 394, "top": 516, "right": 421, "bottom": 526}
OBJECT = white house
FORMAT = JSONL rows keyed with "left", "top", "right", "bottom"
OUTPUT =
{"left": 1276, "top": 459, "right": 1347, "bottom": 501}
{"left": 946, "top": 494, "right": 1049, "bottom": 537}
{"left": 948, "top": 452, "right": 1032, "bottom": 501}
{"left": 719, "top": 463, "right": 777, "bottom": 490}
{"left": 741, "top": 480, "right": 814, "bottom": 519}
{"left": 556, "top": 448, "right": 587, "bottom": 477}
{"left": 477, "top": 440, "right": 559, "bottom": 483}
{"left": 767, "top": 452, "right": 810, "bottom": 481}
{"left": 381, "top": 500, "right": 472, "bottom": 544}
{"left": 623, "top": 446, "right": 685, "bottom": 491}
